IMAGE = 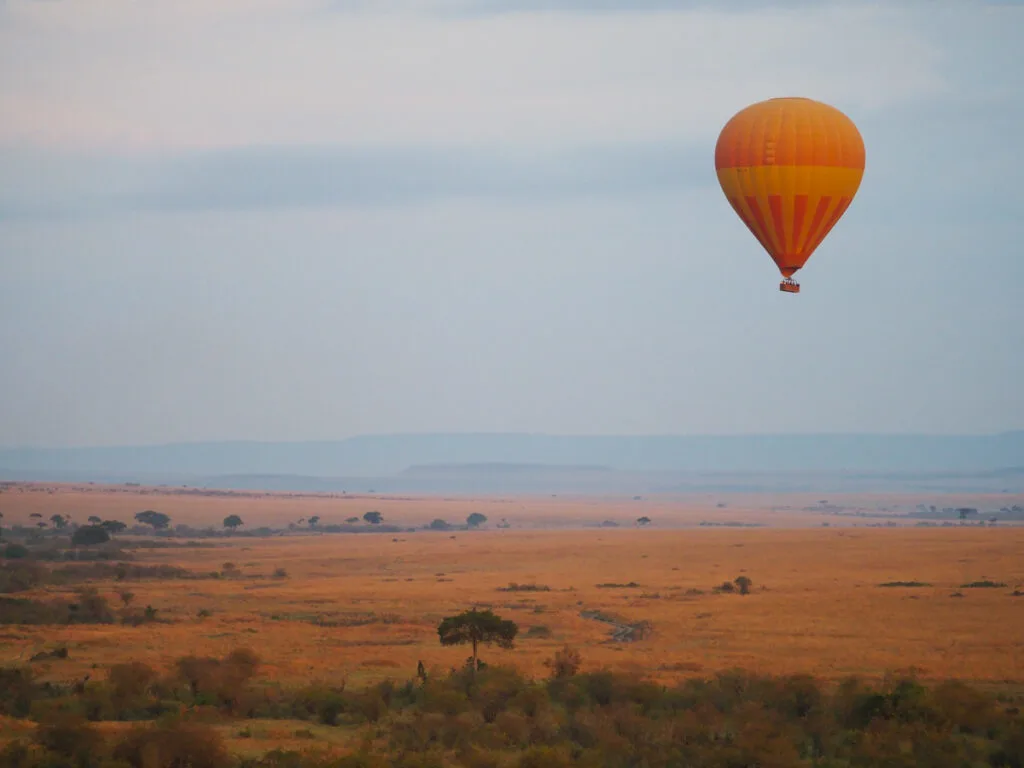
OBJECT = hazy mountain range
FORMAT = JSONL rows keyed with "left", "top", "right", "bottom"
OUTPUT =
{"left": 1, "top": 433, "right": 1023, "bottom": 494}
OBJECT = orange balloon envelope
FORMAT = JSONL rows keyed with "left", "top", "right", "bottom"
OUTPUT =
{"left": 715, "top": 97, "right": 865, "bottom": 293}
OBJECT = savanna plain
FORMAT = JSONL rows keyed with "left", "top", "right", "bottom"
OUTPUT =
{"left": 2, "top": 483, "right": 1023, "bottom": 767}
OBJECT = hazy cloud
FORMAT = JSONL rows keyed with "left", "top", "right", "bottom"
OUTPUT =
{"left": 0, "top": 143, "right": 708, "bottom": 219}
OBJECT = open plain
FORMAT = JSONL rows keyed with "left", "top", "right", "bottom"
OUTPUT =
{"left": 3, "top": 483, "right": 1023, "bottom": 689}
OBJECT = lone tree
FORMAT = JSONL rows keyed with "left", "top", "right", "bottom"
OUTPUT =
{"left": 466, "top": 513, "right": 488, "bottom": 528}
{"left": 50, "top": 514, "right": 68, "bottom": 530}
{"left": 957, "top": 508, "right": 978, "bottom": 525}
{"left": 437, "top": 608, "right": 518, "bottom": 675}
{"left": 345, "top": 517, "right": 360, "bottom": 524}
{"left": 72, "top": 525, "right": 111, "bottom": 547}
{"left": 636, "top": 516, "right": 652, "bottom": 526}
{"left": 223, "top": 515, "right": 244, "bottom": 532}
{"left": 545, "top": 644, "right": 582, "bottom": 679}
{"left": 734, "top": 575, "right": 753, "bottom": 595}
{"left": 363, "top": 511, "right": 383, "bottom": 525}
{"left": 135, "top": 510, "right": 171, "bottom": 530}
{"left": 308, "top": 516, "right": 320, "bottom": 528}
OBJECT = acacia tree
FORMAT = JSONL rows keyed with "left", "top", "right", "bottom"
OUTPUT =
{"left": 437, "top": 608, "right": 517, "bottom": 675}
{"left": 135, "top": 510, "right": 171, "bottom": 530}
{"left": 101, "top": 520, "right": 127, "bottom": 535}
{"left": 636, "top": 516, "right": 652, "bottom": 526}
{"left": 734, "top": 575, "right": 753, "bottom": 595}
{"left": 466, "top": 513, "right": 488, "bottom": 528}
{"left": 223, "top": 515, "right": 244, "bottom": 532}
{"left": 50, "top": 514, "right": 68, "bottom": 530}
{"left": 363, "top": 511, "right": 383, "bottom": 525}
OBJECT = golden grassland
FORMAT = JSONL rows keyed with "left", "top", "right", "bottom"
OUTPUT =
{"left": 6, "top": 480, "right": 1024, "bottom": 529}
{"left": 3, "top": 486, "right": 1023, "bottom": 698}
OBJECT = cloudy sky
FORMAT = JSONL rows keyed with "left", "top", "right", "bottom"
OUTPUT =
{"left": 1, "top": 0, "right": 1021, "bottom": 448}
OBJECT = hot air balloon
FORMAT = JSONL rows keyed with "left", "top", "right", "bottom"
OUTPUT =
{"left": 714, "top": 97, "right": 865, "bottom": 293}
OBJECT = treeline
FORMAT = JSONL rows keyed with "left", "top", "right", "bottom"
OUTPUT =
{"left": 2, "top": 647, "right": 1023, "bottom": 767}
{"left": 0, "top": 508, "right": 501, "bottom": 545}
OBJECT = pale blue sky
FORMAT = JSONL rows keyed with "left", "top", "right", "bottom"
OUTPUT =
{"left": 0, "top": 0, "right": 1021, "bottom": 447}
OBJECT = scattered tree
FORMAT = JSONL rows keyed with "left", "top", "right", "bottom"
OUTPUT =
{"left": 735, "top": 575, "right": 753, "bottom": 595}
{"left": 87, "top": 516, "right": 102, "bottom": 525}
{"left": 135, "top": 510, "right": 171, "bottom": 530}
{"left": 50, "top": 514, "right": 68, "bottom": 530}
{"left": 308, "top": 516, "right": 320, "bottom": 528}
{"left": 637, "top": 516, "right": 652, "bottom": 526}
{"left": 223, "top": 515, "right": 244, "bottom": 532}
{"left": 467, "top": 513, "right": 488, "bottom": 528}
{"left": 345, "top": 517, "right": 360, "bottom": 524}
{"left": 34, "top": 713, "right": 103, "bottom": 760}
{"left": 30, "top": 513, "right": 42, "bottom": 519}
{"left": 438, "top": 608, "right": 518, "bottom": 676}
{"left": 545, "top": 644, "right": 582, "bottom": 679}
{"left": 113, "top": 720, "right": 230, "bottom": 768}
{"left": 101, "top": 520, "right": 127, "bottom": 535}
{"left": 71, "top": 526, "right": 110, "bottom": 547}
{"left": 429, "top": 519, "right": 451, "bottom": 531}
{"left": 957, "top": 508, "right": 978, "bottom": 524}
{"left": 3, "top": 542, "right": 30, "bottom": 559}
{"left": 363, "top": 511, "right": 383, "bottom": 525}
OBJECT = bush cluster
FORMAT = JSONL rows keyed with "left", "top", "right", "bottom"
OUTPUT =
{"left": 1, "top": 646, "right": 1023, "bottom": 768}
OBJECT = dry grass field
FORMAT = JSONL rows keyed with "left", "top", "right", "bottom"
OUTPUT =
{"left": 3, "top": 484, "right": 1023, "bottom": 698}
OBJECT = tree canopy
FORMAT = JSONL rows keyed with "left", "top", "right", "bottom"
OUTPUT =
{"left": 438, "top": 608, "right": 518, "bottom": 673}
{"left": 363, "top": 511, "right": 383, "bottom": 525}
{"left": 223, "top": 515, "right": 244, "bottom": 531}
{"left": 72, "top": 526, "right": 111, "bottom": 547}
{"left": 134, "top": 510, "right": 171, "bottom": 530}
{"left": 466, "top": 513, "right": 488, "bottom": 528}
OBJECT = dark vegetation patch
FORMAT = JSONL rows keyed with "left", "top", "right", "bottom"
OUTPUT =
{"left": 265, "top": 611, "right": 405, "bottom": 627}
{"left": 960, "top": 581, "right": 1008, "bottom": 589}
{"left": 595, "top": 582, "right": 640, "bottom": 589}
{"left": 496, "top": 583, "right": 551, "bottom": 593}
{"left": 879, "top": 581, "right": 932, "bottom": 587}
{"left": 5, "top": 645, "right": 1021, "bottom": 768}
{"left": 0, "top": 588, "right": 166, "bottom": 627}
{"left": 0, "top": 560, "right": 211, "bottom": 594}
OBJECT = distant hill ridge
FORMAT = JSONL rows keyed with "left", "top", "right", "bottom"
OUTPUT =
{"left": 1, "top": 432, "right": 1022, "bottom": 477}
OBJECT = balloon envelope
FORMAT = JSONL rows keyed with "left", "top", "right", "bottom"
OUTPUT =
{"left": 715, "top": 97, "right": 865, "bottom": 280}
